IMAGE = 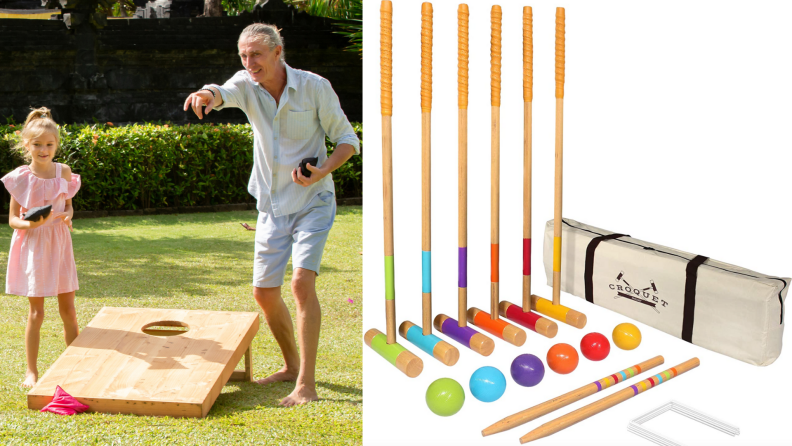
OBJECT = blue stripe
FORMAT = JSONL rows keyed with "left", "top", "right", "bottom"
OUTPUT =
{"left": 422, "top": 251, "right": 431, "bottom": 293}
{"left": 406, "top": 325, "right": 441, "bottom": 357}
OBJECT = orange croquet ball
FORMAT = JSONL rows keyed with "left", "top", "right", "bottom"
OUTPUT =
{"left": 546, "top": 343, "right": 579, "bottom": 375}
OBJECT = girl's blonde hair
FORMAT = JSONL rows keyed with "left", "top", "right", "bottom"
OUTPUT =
{"left": 17, "top": 107, "right": 60, "bottom": 163}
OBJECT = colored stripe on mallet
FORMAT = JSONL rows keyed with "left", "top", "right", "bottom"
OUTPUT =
{"left": 434, "top": 314, "right": 494, "bottom": 357}
{"left": 399, "top": 321, "right": 459, "bottom": 366}
{"left": 365, "top": 329, "right": 423, "bottom": 378}
{"left": 468, "top": 307, "right": 526, "bottom": 346}
{"left": 531, "top": 294, "right": 586, "bottom": 329}
{"left": 499, "top": 301, "right": 557, "bottom": 338}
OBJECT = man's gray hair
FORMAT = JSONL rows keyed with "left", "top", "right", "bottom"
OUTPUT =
{"left": 239, "top": 23, "right": 285, "bottom": 61}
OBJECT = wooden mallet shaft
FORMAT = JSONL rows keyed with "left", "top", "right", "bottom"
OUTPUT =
{"left": 522, "top": 5, "right": 533, "bottom": 311}
{"left": 490, "top": 4, "right": 501, "bottom": 320}
{"left": 363, "top": 1, "right": 424, "bottom": 378}
{"left": 458, "top": 2, "right": 469, "bottom": 326}
{"left": 421, "top": 1, "right": 432, "bottom": 335}
{"left": 398, "top": 2, "right": 459, "bottom": 368}
{"left": 432, "top": 3, "right": 496, "bottom": 357}
{"left": 529, "top": 8, "right": 585, "bottom": 329}
{"left": 552, "top": 6, "right": 565, "bottom": 306}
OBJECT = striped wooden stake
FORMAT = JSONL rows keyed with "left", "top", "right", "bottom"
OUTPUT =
{"left": 482, "top": 356, "right": 665, "bottom": 436}
{"left": 520, "top": 358, "right": 701, "bottom": 443}
{"left": 364, "top": 0, "right": 423, "bottom": 378}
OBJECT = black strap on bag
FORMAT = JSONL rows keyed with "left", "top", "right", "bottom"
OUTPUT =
{"left": 682, "top": 255, "right": 709, "bottom": 343}
{"left": 584, "top": 233, "right": 629, "bottom": 304}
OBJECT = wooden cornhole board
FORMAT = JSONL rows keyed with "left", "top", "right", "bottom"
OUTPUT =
{"left": 28, "top": 307, "right": 259, "bottom": 418}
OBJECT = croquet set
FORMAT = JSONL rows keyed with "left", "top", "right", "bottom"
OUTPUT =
{"left": 365, "top": 1, "right": 788, "bottom": 444}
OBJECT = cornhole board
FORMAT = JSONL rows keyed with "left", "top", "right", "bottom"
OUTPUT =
{"left": 28, "top": 307, "right": 259, "bottom": 418}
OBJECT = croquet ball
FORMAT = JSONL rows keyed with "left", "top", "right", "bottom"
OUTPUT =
{"left": 580, "top": 332, "right": 611, "bottom": 361}
{"left": 612, "top": 323, "right": 642, "bottom": 350}
{"left": 510, "top": 354, "right": 545, "bottom": 387}
{"left": 469, "top": 366, "right": 507, "bottom": 402}
{"left": 546, "top": 343, "right": 579, "bottom": 374}
{"left": 426, "top": 378, "right": 465, "bottom": 416}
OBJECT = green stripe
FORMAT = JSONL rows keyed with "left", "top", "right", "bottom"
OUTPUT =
{"left": 370, "top": 332, "right": 407, "bottom": 365}
{"left": 385, "top": 256, "right": 395, "bottom": 300}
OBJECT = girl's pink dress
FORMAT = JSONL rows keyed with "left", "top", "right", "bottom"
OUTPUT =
{"left": 2, "top": 163, "right": 81, "bottom": 297}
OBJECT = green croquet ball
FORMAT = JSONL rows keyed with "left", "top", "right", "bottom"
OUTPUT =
{"left": 425, "top": 378, "right": 465, "bottom": 416}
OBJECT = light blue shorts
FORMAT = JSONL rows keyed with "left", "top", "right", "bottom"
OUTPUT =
{"left": 253, "top": 190, "right": 336, "bottom": 288}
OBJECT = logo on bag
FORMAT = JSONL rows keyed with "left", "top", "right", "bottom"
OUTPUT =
{"left": 608, "top": 271, "right": 667, "bottom": 313}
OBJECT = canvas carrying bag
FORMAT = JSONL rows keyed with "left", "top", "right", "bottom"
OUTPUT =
{"left": 542, "top": 218, "right": 789, "bottom": 366}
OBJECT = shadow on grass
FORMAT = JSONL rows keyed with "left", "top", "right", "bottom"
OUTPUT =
{"left": 68, "top": 206, "right": 360, "bottom": 231}
{"left": 210, "top": 380, "right": 361, "bottom": 413}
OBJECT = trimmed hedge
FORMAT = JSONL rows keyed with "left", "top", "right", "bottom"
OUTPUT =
{"left": 0, "top": 122, "right": 362, "bottom": 211}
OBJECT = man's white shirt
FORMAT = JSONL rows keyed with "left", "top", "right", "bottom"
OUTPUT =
{"left": 205, "top": 64, "right": 360, "bottom": 217}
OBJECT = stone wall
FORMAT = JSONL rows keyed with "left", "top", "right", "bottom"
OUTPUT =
{"left": 0, "top": 0, "right": 361, "bottom": 124}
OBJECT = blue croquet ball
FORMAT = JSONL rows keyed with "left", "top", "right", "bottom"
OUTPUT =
{"left": 426, "top": 378, "right": 465, "bottom": 416}
{"left": 469, "top": 366, "right": 507, "bottom": 403}
{"left": 511, "top": 353, "right": 545, "bottom": 387}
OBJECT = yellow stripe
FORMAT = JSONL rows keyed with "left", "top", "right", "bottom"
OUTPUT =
{"left": 0, "top": 12, "right": 54, "bottom": 18}
{"left": 534, "top": 296, "right": 570, "bottom": 321}
{"left": 553, "top": 237, "right": 562, "bottom": 272}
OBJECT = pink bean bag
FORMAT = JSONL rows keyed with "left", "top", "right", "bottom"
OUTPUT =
{"left": 40, "top": 386, "right": 89, "bottom": 415}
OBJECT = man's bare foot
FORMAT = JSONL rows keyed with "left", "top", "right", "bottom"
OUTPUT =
{"left": 255, "top": 367, "right": 298, "bottom": 385}
{"left": 279, "top": 384, "right": 319, "bottom": 407}
{"left": 22, "top": 370, "right": 37, "bottom": 388}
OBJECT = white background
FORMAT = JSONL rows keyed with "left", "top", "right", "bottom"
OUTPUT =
{"left": 361, "top": 0, "right": 792, "bottom": 445}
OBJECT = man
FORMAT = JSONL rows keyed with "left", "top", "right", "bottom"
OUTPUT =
{"left": 183, "top": 23, "right": 359, "bottom": 406}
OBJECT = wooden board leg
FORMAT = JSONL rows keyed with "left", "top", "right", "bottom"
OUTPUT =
{"left": 244, "top": 344, "right": 252, "bottom": 382}
{"left": 229, "top": 345, "right": 253, "bottom": 383}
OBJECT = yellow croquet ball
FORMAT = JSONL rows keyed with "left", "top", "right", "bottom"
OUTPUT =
{"left": 612, "top": 323, "right": 642, "bottom": 350}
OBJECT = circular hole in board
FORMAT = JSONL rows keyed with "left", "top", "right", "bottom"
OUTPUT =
{"left": 141, "top": 320, "right": 190, "bottom": 337}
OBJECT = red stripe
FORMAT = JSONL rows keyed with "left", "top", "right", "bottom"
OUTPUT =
{"left": 523, "top": 238, "right": 531, "bottom": 275}
{"left": 505, "top": 304, "right": 540, "bottom": 331}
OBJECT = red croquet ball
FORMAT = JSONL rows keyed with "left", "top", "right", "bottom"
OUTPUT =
{"left": 580, "top": 332, "right": 611, "bottom": 361}
{"left": 546, "top": 343, "right": 579, "bottom": 374}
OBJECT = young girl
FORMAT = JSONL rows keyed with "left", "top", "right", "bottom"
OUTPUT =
{"left": 2, "top": 107, "right": 81, "bottom": 388}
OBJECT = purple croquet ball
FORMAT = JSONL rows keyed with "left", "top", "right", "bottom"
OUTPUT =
{"left": 510, "top": 353, "right": 545, "bottom": 387}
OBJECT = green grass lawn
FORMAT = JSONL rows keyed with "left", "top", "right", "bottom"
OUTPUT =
{"left": 0, "top": 208, "right": 362, "bottom": 445}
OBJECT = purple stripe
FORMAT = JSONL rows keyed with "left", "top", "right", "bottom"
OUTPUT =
{"left": 459, "top": 247, "right": 468, "bottom": 288}
{"left": 442, "top": 318, "right": 476, "bottom": 346}
{"left": 594, "top": 381, "right": 602, "bottom": 391}
{"left": 630, "top": 385, "right": 639, "bottom": 396}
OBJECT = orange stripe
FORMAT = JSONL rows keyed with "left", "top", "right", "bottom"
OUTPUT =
{"left": 491, "top": 244, "right": 499, "bottom": 282}
{"left": 473, "top": 310, "right": 508, "bottom": 337}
